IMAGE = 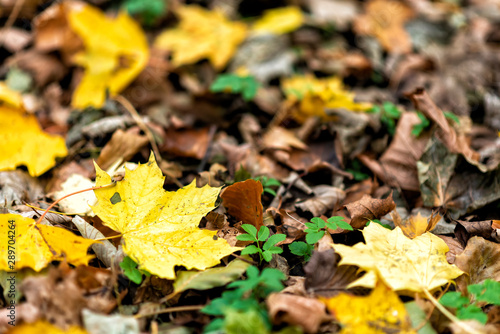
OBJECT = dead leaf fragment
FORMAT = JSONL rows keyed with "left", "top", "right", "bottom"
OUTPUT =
{"left": 160, "top": 127, "right": 210, "bottom": 160}
{"left": 393, "top": 211, "right": 441, "bottom": 239}
{"left": 295, "top": 185, "right": 345, "bottom": 217}
{"left": 97, "top": 128, "right": 149, "bottom": 171}
{"left": 345, "top": 192, "right": 396, "bottom": 229}
{"left": 221, "top": 179, "right": 264, "bottom": 230}
{"left": 267, "top": 293, "right": 328, "bottom": 333}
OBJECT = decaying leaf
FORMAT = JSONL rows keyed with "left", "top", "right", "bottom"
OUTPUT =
{"left": 321, "top": 281, "right": 417, "bottom": 334}
{"left": 295, "top": 185, "right": 346, "bottom": 218}
{"left": 221, "top": 179, "right": 264, "bottom": 230}
{"left": 154, "top": 5, "right": 247, "bottom": 69}
{"left": 333, "top": 223, "right": 464, "bottom": 292}
{"left": 344, "top": 192, "right": 395, "bottom": 229}
{"left": 0, "top": 105, "right": 67, "bottom": 177}
{"left": 0, "top": 214, "right": 96, "bottom": 272}
{"left": 252, "top": 6, "right": 304, "bottom": 35}
{"left": 392, "top": 211, "right": 441, "bottom": 239}
{"left": 67, "top": 3, "right": 149, "bottom": 108}
{"left": 281, "top": 75, "right": 372, "bottom": 123}
{"left": 354, "top": 0, "right": 414, "bottom": 54}
{"left": 92, "top": 153, "right": 240, "bottom": 279}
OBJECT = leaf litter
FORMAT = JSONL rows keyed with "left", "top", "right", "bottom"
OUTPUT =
{"left": 1, "top": 0, "right": 500, "bottom": 333}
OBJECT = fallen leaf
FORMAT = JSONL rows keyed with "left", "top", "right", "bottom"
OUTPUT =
{"left": 252, "top": 6, "right": 304, "bottom": 35}
{"left": 6, "top": 320, "right": 88, "bottom": 334}
{"left": 221, "top": 179, "right": 264, "bottom": 230}
{"left": 455, "top": 220, "right": 495, "bottom": 247}
{"left": 281, "top": 75, "right": 372, "bottom": 123}
{"left": 393, "top": 211, "right": 441, "bottom": 239}
{"left": 160, "top": 127, "right": 210, "bottom": 159}
{"left": 92, "top": 153, "right": 240, "bottom": 279}
{"left": 67, "top": 3, "right": 149, "bottom": 108}
{"left": 354, "top": 0, "right": 414, "bottom": 54}
{"left": 304, "top": 249, "right": 360, "bottom": 297}
{"left": 52, "top": 173, "right": 96, "bottom": 216}
{"left": 261, "top": 126, "right": 307, "bottom": 151}
{"left": 0, "top": 214, "right": 96, "bottom": 271}
{"left": 295, "top": 185, "right": 346, "bottom": 217}
{"left": 437, "top": 235, "right": 464, "bottom": 264}
{"left": 0, "top": 81, "right": 23, "bottom": 108}
{"left": 333, "top": 223, "right": 464, "bottom": 292}
{"left": 266, "top": 293, "right": 328, "bottom": 333}
{"left": 96, "top": 128, "right": 149, "bottom": 171}
{"left": 454, "top": 237, "right": 500, "bottom": 293}
{"left": 171, "top": 258, "right": 251, "bottom": 296}
{"left": 154, "top": 5, "right": 247, "bottom": 69}
{"left": 344, "top": 192, "right": 395, "bottom": 229}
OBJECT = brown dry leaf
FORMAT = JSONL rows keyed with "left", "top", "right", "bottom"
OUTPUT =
{"left": 354, "top": 0, "right": 414, "bottom": 54}
{"left": 359, "top": 112, "right": 431, "bottom": 191}
{"left": 221, "top": 179, "right": 264, "bottom": 231}
{"left": 454, "top": 236, "right": 500, "bottom": 293}
{"left": 393, "top": 211, "right": 441, "bottom": 239}
{"left": 0, "top": 28, "right": 32, "bottom": 52}
{"left": 295, "top": 185, "right": 345, "bottom": 217}
{"left": 261, "top": 126, "right": 307, "bottom": 151}
{"left": 408, "top": 88, "right": 484, "bottom": 171}
{"left": 160, "top": 127, "right": 210, "bottom": 159}
{"left": 96, "top": 128, "right": 149, "bottom": 171}
{"left": 304, "top": 249, "right": 360, "bottom": 297}
{"left": 438, "top": 235, "right": 464, "bottom": 265}
{"left": 455, "top": 220, "right": 495, "bottom": 247}
{"left": 344, "top": 192, "right": 396, "bottom": 229}
{"left": 267, "top": 293, "right": 329, "bottom": 333}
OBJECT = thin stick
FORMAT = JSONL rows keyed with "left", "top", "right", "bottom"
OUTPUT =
{"left": 423, "top": 288, "right": 476, "bottom": 334}
{"left": 114, "top": 95, "right": 162, "bottom": 164}
{"left": 134, "top": 305, "right": 204, "bottom": 318}
{"left": 35, "top": 183, "right": 115, "bottom": 225}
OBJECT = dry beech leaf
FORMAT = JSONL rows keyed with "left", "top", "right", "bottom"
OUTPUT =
{"left": 160, "top": 127, "right": 210, "bottom": 160}
{"left": 455, "top": 220, "right": 495, "bottom": 246}
{"left": 454, "top": 236, "right": 500, "bottom": 293}
{"left": 0, "top": 105, "right": 67, "bottom": 177}
{"left": 344, "top": 192, "right": 395, "bottom": 229}
{"left": 261, "top": 126, "right": 307, "bottom": 151}
{"left": 267, "top": 293, "right": 329, "bottom": 333}
{"left": 393, "top": 211, "right": 441, "bottom": 239}
{"left": 92, "top": 153, "right": 240, "bottom": 279}
{"left": 354, "top": 0, "right": 414, "bottom": 54}
{"left": 321, "top": 281, "right": 416, "bottom": 334}
{"left": 437, "top": 235, "right": 464, "bottom": 265}
{"left": 333, "top": 223, "right": 464, "bottom": 292}
{"left": 96, "top": 128, "right": 149, "bottom": 171}
{"left": 295, "top": 185, "right": 345, "bottom": 217}
{"left": 154, "top": 5, "right": 247, "bottom": 69}
{"left": 221, "top": 179, "right": 264, "bottom": 230}
{"left": 0, "top": 214, "right": 96, "bottom": 272}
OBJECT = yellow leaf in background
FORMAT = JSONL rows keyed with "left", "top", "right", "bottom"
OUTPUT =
{"left": 0, "top": 214, "right": 96, "bottom": 272}
{"left": 394, "top": 211, "right": 441, "bottom": 239}
{"left": 0, "top": 106, "right": 67, "bottom": 176}
{"left": 281, "top": 75, "right": 371, "bottom": 123}
{"left": 252, "top": 6, "right": 304, "bottom": 35}
{"left": 6, "top": 320, "right": 88, "bottom": 334}
{"left": 67, "top": 4, "right": 149, "bottom": 108}
{"left": 0, "top": 82, "right": 23, "bottom": 108}
{"left": 92, "top": 153, "right": 240, "bottom": 279}
{"left": 154, "top": 5, "right": 247, "bottom": 69}
{"left": 333, "top": 223, "right": 463, "bottom": 292}
{"left": 321, "top": 281, "right": 416, "bottom": 334}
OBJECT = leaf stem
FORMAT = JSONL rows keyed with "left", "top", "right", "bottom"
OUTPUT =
{"left": 423, "top": 288, "right": 477, "bottom": 334}
{"left": 35, "top": 183, "right": 115, "bottom": 225}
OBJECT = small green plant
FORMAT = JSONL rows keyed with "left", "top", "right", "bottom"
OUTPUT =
{"left": 237, "top": 225, "right": 286, "bottom": 263}
{"left": 202, "top": 266, "right": 285, "bottom": 333}
{"left": 122, "top": 0, "right": 167, "bottom": 26}
{"left": 254, "top": 176, "right": 281, "bottom": 197}
{"left": 210, "top": 74, "right": 260, "bottom": 101}
{"left": 371, "top": 101, "right": 402, "bottom": 135}
{"left": 345, "top": 159, "right": 370, "bottom": 181}
{"left": 119, "top": 256, "right": 150, "bottom": 284}
{"left": 440, "top": 279, "right": 500, "bottom": 325}
{"left": 289, "top": 216, "right": 353, "bottom": 261}
{"left": 412, "top": 110, "right": 460, "bottom": 137}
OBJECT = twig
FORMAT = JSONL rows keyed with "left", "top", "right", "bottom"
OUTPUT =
{"left": 134, "top": 305, "right": 204, "bottom": 318}
{"left": 114, "top": 95, "right": 162, "bottom": 164}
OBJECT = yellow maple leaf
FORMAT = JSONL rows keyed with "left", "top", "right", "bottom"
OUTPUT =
{"left": 321, "top": 281, "right": 416, "bottom": 334}
{"left": 0, "top": 214, "right": 96, "bottom": 272}
{"left": 92, "top": 153, "right": 240, "bottom": 279}
{"left": 6, "top": 320, "right": 88, "bottom": 334}
{"left": 154, "top": 5, "right": 247, "bottom": 69}
{"left": 0, "top": 82, "right": 23, "bottom": 108}
{"left": 67, "top": 4, "right": 149, "bottom": 108}
{"left": 333, "top": 223, "right": 463, "bottom": 292}
{"left": 252, "top": 6, "right": 304, "bottom": 35}
{"left": 0, "top": 105, "right": 67, "bottom": 176}
{"left": 281, "top": 75, "right": 372, "bottom": 123}
{"left": 394, "top": 211, "right": 441, "bottom": 239}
